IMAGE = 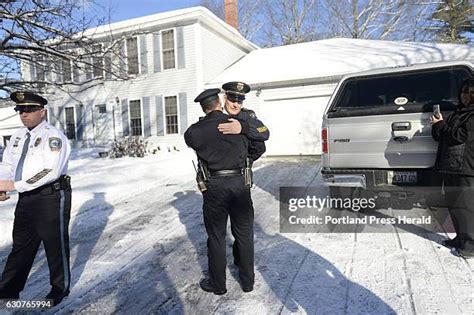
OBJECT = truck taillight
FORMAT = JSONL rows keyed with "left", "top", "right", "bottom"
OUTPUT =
{"left": 322, "top": 128, "right": 328, "bottom": 154}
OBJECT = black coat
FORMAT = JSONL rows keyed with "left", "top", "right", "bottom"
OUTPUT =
{"left": 184, "top": 110, "right": 249, "bottom": 171}
{"left": 432, "top": 106, "right": 474, "bottom": 176}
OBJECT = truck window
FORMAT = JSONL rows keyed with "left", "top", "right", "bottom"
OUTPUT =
{"left": 334, "top": 66, "right": 472, "bottom": 110}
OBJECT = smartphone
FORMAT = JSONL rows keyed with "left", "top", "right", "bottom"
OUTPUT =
{"left": 433, "top": 104, "right": 440, "bottom": 118}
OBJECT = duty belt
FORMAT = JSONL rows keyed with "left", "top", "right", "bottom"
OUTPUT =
{"left": 20, "top": 175, "right": 71, "bottom": 196}
{"left": 209, "top": 169, "right": 242, "bottom": 177}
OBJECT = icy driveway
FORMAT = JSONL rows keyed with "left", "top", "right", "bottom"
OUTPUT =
{"left": 0, "top": 153, "right": 472, "bottom": 314}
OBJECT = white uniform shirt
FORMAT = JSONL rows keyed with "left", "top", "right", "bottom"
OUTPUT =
{"left": 2, "top": 120, "right": 71, "bottom": 193}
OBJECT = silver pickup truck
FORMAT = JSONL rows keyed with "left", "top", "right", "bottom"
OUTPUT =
{"left": 321, "top": 61, "right": 473, "bottom": 208}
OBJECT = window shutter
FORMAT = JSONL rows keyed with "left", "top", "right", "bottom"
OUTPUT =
{"left": 48, "top": 105, "right": 57, "bottom": 127}
{"left": 75, "top": 105, "right": 84, "bottom": 141}
{"left": 153, "top": 33, "right": 161, "bottom": 73}
{"left": 105, "top": 53, "right": 112, "bottom": 79}
{"left": 177, "top": 26, "right": 185, "bottom": 69}
{"left": 28, "top": 61, "right": 35, "bottom": 82}
{"left": 142, "top": 96, "right": 151, "bottom": 137}
{"left": 121, "top": 98, "right": 129, "bottom": 136}
{"left": 86, "top": 57, "right": 93, "bottom": 80}
{"left": 155, "top": 95, "right": 164, "bottom": 136}
{"left": 57, "top": 106, "right": 65, "bottom": 132}
{"left": 119, "top": 41, "right": 126, "bottom": 78}
{"left": 139, "top": 35, "right": 148, "bottom": 74}
{"left": 178, "top": 92, "right": 187, "bottom": 134}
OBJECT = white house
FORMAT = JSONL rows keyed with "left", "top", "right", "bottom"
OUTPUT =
{"left": 18, "top": 6, "right": 256, "bottom": 150}
{"left": 208, "top": 38, "right": 474, "bottom": 156}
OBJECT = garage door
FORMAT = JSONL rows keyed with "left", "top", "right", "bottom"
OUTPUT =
{"left": 260, "top": 96, "right": 330, "bottom": 156}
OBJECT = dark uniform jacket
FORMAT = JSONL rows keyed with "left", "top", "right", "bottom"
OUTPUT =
{"left": 432, "top": 105, "right": 474, "bottom": 176}
{"left": 234, "top": 108, "right": 269, "bottom": 163}
{"left": 185, "top": 110, "right": 249, "bottom": 171}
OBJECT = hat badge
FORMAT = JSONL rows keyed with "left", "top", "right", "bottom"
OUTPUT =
{"left": 237, "top": 82, "right": 244, "bottom": 91}
{"left": 17, "top": 92, "right": 25, "bottom": 101}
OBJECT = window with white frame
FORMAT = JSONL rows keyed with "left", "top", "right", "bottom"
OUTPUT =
{"left": 165, "top": 96, "right": 178, "bottom": 134}
{"left": 65, "top": 107, "right": 76, "bottom": 140}
{"left": 129, "top": 100, "right": 142, "bottom": 136}
{"left": 161, "top": 29, "right": 175, "bottom": 70}
{"left": 126, "top": 37, "right": 139, "bottom": 75}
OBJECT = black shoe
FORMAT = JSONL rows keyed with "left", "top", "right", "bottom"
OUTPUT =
{"left": 46, "top": 290, "right": 69, "bottom": 306}
{"left": 199, "top": 279, "right": 227, "bottom": 295}
{"left": 442, "top": 236, "right": 462, "bottom": 248}
{"left": 242, "top": 285, "right": 253, "bottom": 293}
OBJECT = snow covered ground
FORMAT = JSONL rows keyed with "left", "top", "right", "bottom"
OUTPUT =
{"left": 0, "top": 149, "right": 472, "bottom": 314}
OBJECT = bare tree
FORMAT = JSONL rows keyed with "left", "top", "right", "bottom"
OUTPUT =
{"left": 259, "top": 0, "right": 320, "bottom": 46}
{"left": 320, "top": 0, "right": 435, "bottom": 41}
{"left": 0, "top": 0, "right": 132, "bottom": 96}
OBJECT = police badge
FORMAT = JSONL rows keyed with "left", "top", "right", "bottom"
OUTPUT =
{"left": 17, "top": 92, "right": 25, "bottom": 102}
{"left": 237, "top": 82, "right": 244, "bottom": 92}
{"left": 34, "top": 137, "right": 42, "bottom": 147}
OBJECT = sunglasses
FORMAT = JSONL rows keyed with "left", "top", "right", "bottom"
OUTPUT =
{"left": 227, "top": 95, "right": 244, "bottom": 104}
{"left": 14, "top": 107, "right": 43, "bottom": 114}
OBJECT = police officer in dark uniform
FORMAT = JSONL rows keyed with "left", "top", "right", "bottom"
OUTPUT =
{"left": 218, "top": 81, "right": 269, "bottom": 163}
{"left": 0, "top": 91, "right": 72, "bottom": 306}
{"left": 218, "top": 81, "right": 270, "bottom": 267}
{"left": 185, "top": 88, "right": 255, "bottom": 294}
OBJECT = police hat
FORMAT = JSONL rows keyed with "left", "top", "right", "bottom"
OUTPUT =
{"left": 10, "top": 91, "right": 47, "bottom": 107}
{"left": 194, "top": 88, "right": 221, "bottom": 106}
{"left": 222, "top": 81, "right": 250, "bottom": 101}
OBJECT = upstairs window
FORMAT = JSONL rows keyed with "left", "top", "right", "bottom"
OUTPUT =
{"left": 161, "top": 29, "right": 175, "bottom": 70}
{"left": 126, "top": 37, "right": 139, "bottom": 75}
{"left": 92, "top": 44, "right": 104, "bottom": 78}
{"left": 62, "top": 59, "right": 72, "bottom": 82}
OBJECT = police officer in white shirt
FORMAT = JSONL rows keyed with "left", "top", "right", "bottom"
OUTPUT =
{"left": 0, "top": 91, "right": 72, "bottom": 306}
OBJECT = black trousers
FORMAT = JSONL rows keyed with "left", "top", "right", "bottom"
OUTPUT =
{"left": 0, "top": 186, "right": 72, "bottom": 298}
{"left": 443, "top": 174, "right": 474, "bottom": 250}
{"left": 202, "top": 175, "right": 254, "bottom": 290}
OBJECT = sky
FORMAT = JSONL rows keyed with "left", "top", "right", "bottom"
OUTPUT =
{"left": 97, "top": 0, "right": 203, "bottom": 23}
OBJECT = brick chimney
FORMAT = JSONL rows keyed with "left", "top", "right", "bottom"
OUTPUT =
{"left": 224, "top": 0, "right": 238, "bottom": 30}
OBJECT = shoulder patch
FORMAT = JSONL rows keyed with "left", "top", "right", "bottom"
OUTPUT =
{"left": 257, "top": 126, "right": 268, "bottom": 133}
{"left": 242, "top": 108, "right": 256, "bottom": 118}
{"left": 49, "top": 137, "right": 62, "bottom": 152}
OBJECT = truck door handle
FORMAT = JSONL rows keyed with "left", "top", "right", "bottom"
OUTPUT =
{"left": 392, "top": 122, "right": 411, "bottom": 131}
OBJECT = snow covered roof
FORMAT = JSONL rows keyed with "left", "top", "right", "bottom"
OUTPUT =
{"left": 208, "top": 38, "right": 474, "bottom": 88}
{"left": 84, "top": 6, "right": 257, "bottom": 52}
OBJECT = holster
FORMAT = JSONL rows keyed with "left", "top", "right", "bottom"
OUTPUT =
{"left": 244, "top": 158, "right": 253, "bottom": 188}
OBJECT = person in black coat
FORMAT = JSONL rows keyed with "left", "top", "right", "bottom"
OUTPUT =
{"left": 185, "top": 89, "right": 255, "bottom": 294}
{"left": 431, "top": 78, "right": 474, "bottom": 258}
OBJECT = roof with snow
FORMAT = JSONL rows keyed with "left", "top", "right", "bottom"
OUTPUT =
{"left": 84, "top": 6, "right": 257, "bottom": 52}
{"left": 208, "top": 38, "right": 474, "bottom": 88}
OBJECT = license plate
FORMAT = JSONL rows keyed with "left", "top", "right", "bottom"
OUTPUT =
{"left": 392, "top": 171, "right": 417, "bottom": 184}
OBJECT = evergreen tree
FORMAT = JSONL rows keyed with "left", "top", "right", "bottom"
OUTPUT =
{"left": 429, "top": 0, "right": 473, "bottom": 44}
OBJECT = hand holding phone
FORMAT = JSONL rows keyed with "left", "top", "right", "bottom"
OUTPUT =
{"left": 433, "top": 104, "right": 440, "bottom": 118}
